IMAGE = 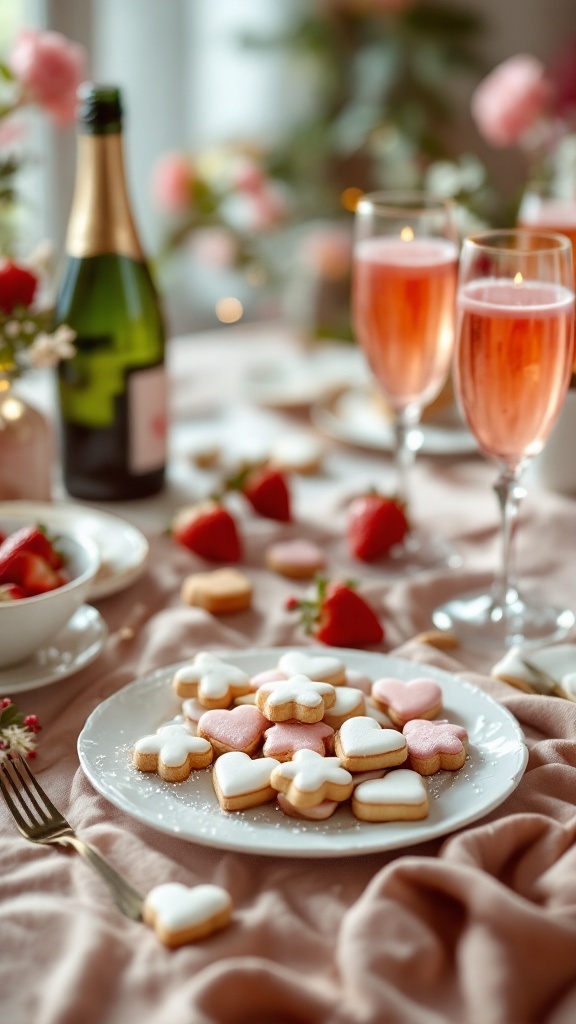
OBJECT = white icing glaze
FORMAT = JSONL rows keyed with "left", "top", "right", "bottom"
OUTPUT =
{"left": 213, "top": 751, "right": 280, "bottom": 797}
{"left": 491, "top": 646, "right": 554, "bottom": 693}
{"left": 174, "top": 655, "right": 250, "bottom": 699}
{"left": 278, "top": 652, "right": 344, "bottom": 681}
{"left": 353, "top": 769, "right": 428, "bottom": 805}
{"left": 145, "top": 882, "right": 232, "bottom": 931}
{"left": 261, "top": 674, "right": 335, "bottom": 708}
{"left": 182, "top": 698, "right": 205, "bottom": 723}
{"left": 559, "top": 672, "right": 576, "bottom": 701}
{"left": 365, "top": 699, "right": 395, "bottom": 729}
{"left": 270, "top": 434, "right": 323, "bottom": 469}
{"left": 523, "top": 644, "right": 576, "bottom": 685}
{"left": 338, "top": 717, "right": 406, "bottom": 757}
{"left": 134, "top": 724, "right": 211, "bottom": 767}
{"left": 272, "top": 748, "right": 352, "bottom": 792}
{"left": 328, "top": 687, "right": 365, "bottom": 716}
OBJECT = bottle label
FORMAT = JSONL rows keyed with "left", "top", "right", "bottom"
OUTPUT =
{"left": 128, "top": 365, "right": 168, "bottom": 473}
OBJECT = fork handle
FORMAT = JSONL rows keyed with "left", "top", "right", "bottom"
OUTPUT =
{"left": 55, "top": 836, "right": 144, "bottom": 921}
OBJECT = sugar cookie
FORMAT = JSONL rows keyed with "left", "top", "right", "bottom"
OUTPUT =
{"left": 277, "top": 651, "right": 346, "bottom": 686}
{"left": 344, "top": 669, "right": 374, "bottom": 696}
{"left": 180, "top": 568, "right": 252, "bottom": 614}
{"left": 212, "top": 750, "right": 280, "bottom": 812}
{"left": 371, "top": 677, "right": 442, "bottom": 728}
{"left": 276, "top": 793, "right": 338, "bottom": 820}
{"left": 144, "top": 882, "right": 232, "bottom": 948}
{"left": 250, "top": 668, "right": 287, "bottom": 690}
{"left": 352, "top": 769, "right": 429, "bottom": 822}
{"left": 322, "top": 686, "right": 365, "bottom": 730}
{"left": 270, "top": 748, "right": 353, "bottom": 808}
{"left": 256, "top": 674, "right": 336, "bottom": 723}
{"left": 132, "top": 724, "right": 213, "bottom": 782}
{"left": 197, "top": 705, "right": 269, "bottom": 757}
{"left": 262, "top": 720, "right": 334, "bottom": 761}
{"left": 334, "top": 717, "right": 407, "bottom": 772}
{"left": 265, "top": 540, "right": 325, "bottom": 580}
{"left": 269, "top": 434, "right": 324, "bottom": 474}
{"left": 403, "top": 719, "right": 468, "bottom": 775}
{"left": 173, "top": 653, "right": 251, "bottom": 708}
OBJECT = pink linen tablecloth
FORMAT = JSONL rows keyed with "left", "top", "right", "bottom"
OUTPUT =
{"left": 2, "top": 325, "right": 576, "bottom": 1024}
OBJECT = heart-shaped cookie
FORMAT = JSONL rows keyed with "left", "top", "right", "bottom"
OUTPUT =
{"left": 371, "top": 677, "right": 442, "bottom": 727}
{"left": 352, "top": 768, "right": 429, "bottom": 822}
{"left": 335, "top": 716, "right": 407, "bottom": 771}
{"left": 212, "top": 750, "right": 280, "bottom": 811}
{"left": 144, "top": 882, "right": 233, "bottom": 947}
{"left": 278, "top": 651, "right": 346, "bottom": 685}
{"left": 197, "top": 705, "right": 268, "bottom": 756}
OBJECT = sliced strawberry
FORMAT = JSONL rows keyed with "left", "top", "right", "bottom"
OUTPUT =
{"left": 172, "top": 500, "right": 242, "bottom": 562}
{"left": 0, "top": 525, "right": 63, "bottom": 582}
{"left": 288, "top": 577, "right": 384, "bottom": 648}
{"left": 243, "top": 466, "right": 291, "bottom": 522}
{"left": 347, "top": 493, "right": 408, "bottom": 561}
{"left": 16, "top": 552, "right": 63, "bottom": 595}
{"left": 0, "top": 582, "right": 29, "bottom": 602}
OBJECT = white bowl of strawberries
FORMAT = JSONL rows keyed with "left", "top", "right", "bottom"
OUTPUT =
{"left": 0, "top": 516, "right": 100, "bottom": 668}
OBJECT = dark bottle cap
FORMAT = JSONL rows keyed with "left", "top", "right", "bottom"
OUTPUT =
{"left": 76, "top": 83, "right": 123, "bottom": 135}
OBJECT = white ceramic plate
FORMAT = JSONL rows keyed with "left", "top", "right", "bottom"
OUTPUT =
{"left": 243, "top": 346, "right": 369, "bottom": 410}
{"left": 0, "top": 500, "right": 149, "bottom": 599}
{"left": 78, "top": 648, "right": 527, "bottom": 858}
{"left": 311, "top": 387, "right": 478, "bottom": 456}
{"left": 0, "top": 605, "right": 108, "bottom": 693}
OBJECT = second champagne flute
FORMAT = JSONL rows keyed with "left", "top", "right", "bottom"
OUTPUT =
{"left": 352, "top": 192, "right": 460, "bottom": 570}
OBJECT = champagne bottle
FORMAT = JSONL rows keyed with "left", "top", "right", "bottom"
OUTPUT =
{"left": 56, "top": 83, "right": 167, "bottom": 501}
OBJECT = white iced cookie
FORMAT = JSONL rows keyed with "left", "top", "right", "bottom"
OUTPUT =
{"left": 335, "top": 717, "right": 407, "bottom": 772}
{"left": 173, "top": 652, "right": 251, "bottom": 708}
{"left": 269, "top": 434, "right": 324, "bottom": 474}
{"left": 344, "top": 669, "right": 374, "bottom": 696}
{"left": 277, "top": 651, "right": 346, "bottom": 686}
{"left": 270, "top": 748, "right": 353, "bottom": 808}
{"left": 132, "top": 724, "right": 213, "bottom": 782}
{"left": 256, "top": 674, "right": 336, "bottom": 723}
{"left": 144, "top": 882, "right": 232, "bottom": 948}
{"left": 322, "top": 687, "right": 366, "bottom": 730}
{"left": 559, "top": 672, "right": 576, "bottom": 701}
{"left": 491, "top": 646, "right": 552, "bottom": 694}
{"left": 212, "top": 750, "right": 280, "bottom": 812}
{"left": 352, "top": 768, "right": 429, "bottom": 822}
{"left": 522, "top": 644, "right": 576, "bottom": 696}
{"left": 365, "top": 698, "right": 396, "bottom": 730}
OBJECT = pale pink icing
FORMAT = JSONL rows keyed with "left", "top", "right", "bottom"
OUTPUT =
{"left": 198, "top": 705, "right": 268, "bottom": 750}
{"left": 250, "top": 669, "right": 288, "bottom": 691}
{"left": 263, "top": 720, "right": 334, "bottom": 757}
{"left": 267, "top": 540, "right": 324, "bottom": 568}
{"left": 372, "top": 677, "right": 442, "bottom": 720}
{"left": 403, "top": 719, "right": 467, "bottom": 759}
{"left": 276, "top": 793, "right": 338, "bottom": 820}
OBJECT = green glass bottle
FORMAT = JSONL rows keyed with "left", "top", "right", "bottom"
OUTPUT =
{"left": 56, "top": 84, "right": 167, "bottom": 501}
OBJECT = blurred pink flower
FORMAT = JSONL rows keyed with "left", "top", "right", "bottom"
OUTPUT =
{"left": 300, "top": 225, "right": 352, "bottom": 280}
{"left": 190, "top": 227, "right": 237, "bottom": 269}
{"left": 549, "top": 38, "right": 576, "bottom": 118}
{"left": 231, "top": 158, "right": 267, "bottom": 195}
{"left": 151, "top": 153, "right": 193, "bottom": 213}
{"left": 471, "top": 55, "right": 551, "bottom": 147}
{"left": 9, "top": 29, "right": 87, "bottom": 126}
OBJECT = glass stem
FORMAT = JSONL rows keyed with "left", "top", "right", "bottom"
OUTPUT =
{"left": 393, "top": 410, "right": 419, "bottom": 507}
{"left": 493, "top": 467, "right": 526, "bottom": 610}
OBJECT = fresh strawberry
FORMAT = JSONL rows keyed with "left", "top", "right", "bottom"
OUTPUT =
{"left": 0, "top": 525, "right": 63, "bottom": 582}
{"left": 0, "top": 582, "right": 28, "bottom": 602}
{"left": 15, "top": 552, "right": 64, "bottom": 595}
{"left": 171, "top": 500, "right": 242, "bottom": 563}
{"left": 347, "top": 493, "right": 408, "bottom": 561}
{"left": 224, "top": 462, "right": 291, "bottom": 522}
{"left": 288, "top": 577, "right": 384, "bottom": 648}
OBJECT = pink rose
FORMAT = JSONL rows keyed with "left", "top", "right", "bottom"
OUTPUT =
{"left": 9, "top": 29, "right": 87, "bottom": 126}
{"left": 151, "top": 153, "right": 193, "bottom": 213}
{"left": 471, "top": 54, "right": 551, "bottom": 147}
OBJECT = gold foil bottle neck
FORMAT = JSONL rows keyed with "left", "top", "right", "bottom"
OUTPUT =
{"left": 65, "top": 133, "right": 144, "bottom": 260}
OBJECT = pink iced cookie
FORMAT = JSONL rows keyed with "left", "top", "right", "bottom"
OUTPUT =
{"left": 250, "top": 668, "right": 288, "bottom": 691}
{"left": 197, "top": 705, "right": 269, "bottom": 757}
{"left": 371, "top": 677, "right": 442, "bottom": 728}
{"left": 266, "top": 539, "right": 325, "bottom": 580}
{"left": 276, "top": 793, "right": 338, "bottom": 820}
{"left": 403, "top": 719, "right": 468, "bottom": 775}
{"left": 263, "top": 720, "right": 334, "bottom": 762}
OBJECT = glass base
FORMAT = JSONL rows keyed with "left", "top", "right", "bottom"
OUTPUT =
{"left": 362, "top": 530, "right": 461, "bottom": 579}
{"left": 432, "top": 588, "right": 575, "bottom": 650}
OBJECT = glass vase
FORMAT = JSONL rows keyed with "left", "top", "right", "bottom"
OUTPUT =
{"left": 0, "top": 377, "right": 53, "bottom": 501}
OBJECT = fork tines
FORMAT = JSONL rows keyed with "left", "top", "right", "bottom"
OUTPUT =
{"left": 0, "top": 755, "right": 62, "bottom": 832}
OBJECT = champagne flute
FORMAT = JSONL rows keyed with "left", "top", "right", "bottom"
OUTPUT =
{"left": 352, "top": 191, "right": 460, "bottom": 570}
{"left": 433, "top": 229, "right": 576, "bottom": 648}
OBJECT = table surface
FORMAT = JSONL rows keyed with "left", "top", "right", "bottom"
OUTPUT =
{"left": 3, "top": 322, "right": 576, "bottom": 1024}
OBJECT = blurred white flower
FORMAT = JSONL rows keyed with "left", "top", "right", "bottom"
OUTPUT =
{"left": 21, "top": 325, "right": 76, "bottom": 369}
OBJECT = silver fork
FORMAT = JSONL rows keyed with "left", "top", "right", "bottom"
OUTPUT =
{"left": 0, "top": 755, "right": 144, "bottom": 921}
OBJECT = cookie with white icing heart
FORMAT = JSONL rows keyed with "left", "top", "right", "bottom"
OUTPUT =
{"left": 403, "top": 719, "right": 468, "bottom": 775}
{"left": 371, "top": 676, "right": 442, "bottom": 728}
{"left": 262, "top": 720, "right": 334, "bottom": 761}
{"left": 144, "top": 882, "right": 232, "bottom": 947}
{"left": 132, "top": 724, "right": 213, "bottom": 782}
{"left": 270, "top": 748, "right": 353, "bottom": 808}
{"left": 197, "top": 705, "right": 269, "bottom": 757}
{"left": 277, "top": 651, "right": 346, "bottom": 686}
{"left": 352, "top": 768, "right": 429, "bottom": 822}
{"left": 322, "top": 686, "right": 365, "bottom": 730}
{"left": 212, "top": 750, "right": 281, "bottom": 811}
{"left": 173, "top": 652, "right": 251, "bottom": 709}
{"left": 256, "top": 674, "right": 336, "bottom": 723}
{"left": 334, "top": 716, "right": 407, "bottom": 772}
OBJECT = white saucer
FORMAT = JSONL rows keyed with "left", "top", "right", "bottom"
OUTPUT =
{"left": 0, "top": 501, "right": 149, "bottom": 599}
{"left": 0, "top": 605, "right": 108, "bottom": 693}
